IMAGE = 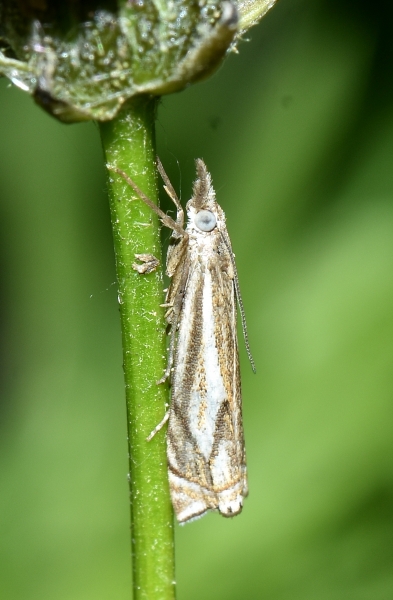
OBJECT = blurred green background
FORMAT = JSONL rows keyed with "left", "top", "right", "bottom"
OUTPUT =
{"left": 1, "top": 0, "right": 393, "bottom": 598}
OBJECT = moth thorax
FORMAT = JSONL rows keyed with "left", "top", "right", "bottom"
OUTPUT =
{"left": 194, "top": 209, "right": 217, "bottom": 232}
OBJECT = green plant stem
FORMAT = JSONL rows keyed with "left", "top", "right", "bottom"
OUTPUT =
{"left": 99, "top": 96, "right": 175, "bottom": 600}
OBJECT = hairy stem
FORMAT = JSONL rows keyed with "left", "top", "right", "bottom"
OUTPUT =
{"left": 99, "top": 96, "right": 175, "bottom": 600}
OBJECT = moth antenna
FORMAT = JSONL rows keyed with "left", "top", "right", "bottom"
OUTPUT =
{"left": 156, "top": 157, "right": 184, "bottom": 219}
{"left": 107, "top": 164, "right": 185, "bottom": 237}
{"left": 220, "top": 231, "right": 256, "bottom": 373}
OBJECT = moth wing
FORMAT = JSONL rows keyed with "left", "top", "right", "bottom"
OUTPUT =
{"left": 209, "top": 257, "right": 248, "bottom": 513}
{"left": 167, "top": 242, "right": 247, "bottom": 523}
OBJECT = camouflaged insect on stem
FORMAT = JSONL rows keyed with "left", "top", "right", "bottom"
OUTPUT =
{"left": 109, "top": 159, "right": 255, "bottom": 524}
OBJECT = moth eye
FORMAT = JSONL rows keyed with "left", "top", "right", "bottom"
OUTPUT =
{"left": 194, "top": 209, "right": 217, "bottom": 232}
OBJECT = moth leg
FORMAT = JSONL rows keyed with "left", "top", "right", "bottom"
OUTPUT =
{"left": 146, "top": 410, "right": 169, "bottom": 442}
{"left": 160, "top": 302, "right": 174, "bottom": 309}
{"left": 156, "top": 320, "right": 177, "bottom": 384}
{"left": 157, "top": 258, "right": 190, "bottom": 384}
{"left": 157, "top": 303, "right": 180, "bottom": 384}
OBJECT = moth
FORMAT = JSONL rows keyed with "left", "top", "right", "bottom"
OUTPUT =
{"left": 109, "top": 159, "right": 255, "bottom": 523}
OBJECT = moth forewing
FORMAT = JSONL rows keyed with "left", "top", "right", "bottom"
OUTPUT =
{"left": 108, "top": 159, "right": 252, "bottom": 524}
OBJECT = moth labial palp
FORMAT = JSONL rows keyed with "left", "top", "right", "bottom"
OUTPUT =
{"left": 108, "top": 158, "right": 255, "bottom": 524}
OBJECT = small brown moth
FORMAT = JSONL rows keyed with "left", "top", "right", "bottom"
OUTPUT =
{"left": 109, "top": 159, "right": 255, "bottom": 523}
